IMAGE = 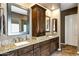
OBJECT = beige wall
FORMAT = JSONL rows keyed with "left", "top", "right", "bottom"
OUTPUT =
{"left": 46, "top": 9, "right": 52, "bottom": 17}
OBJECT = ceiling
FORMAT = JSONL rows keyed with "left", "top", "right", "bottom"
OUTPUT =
{"left": 39, "top": 3, "right": 77, "bottom": 11}
{"left": 60, "top": 3, "right": 77, "bottom": 11}
{"left": 39, "top": 3, "right": 60, "bottom": 11}
{"left": 18, "top": 3, "right": 77, "bottom": 11}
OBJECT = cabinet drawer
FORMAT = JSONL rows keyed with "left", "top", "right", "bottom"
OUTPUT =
{"left": 50, "top": 38, "right": 56, "bottom": 42}
{"left": 40, "top": 40, "right": 50, "bottom": 46}
{"left": 17, "top": 45, "right": 33, "bottom": 55}
{"left": 34, "top": 48, "right": 40, "bottom": 56}
{"left": 22, "top": 51, "right": 33, "bottom": 56}
{"left": 50, "top": 37, "right": 59, "bottom": 42}
{"left": 34, "top": 43, "right": 40, "bottom": 49}
{"left": 50, "top": 40, "right": 59, "bottom": 54}
{"left": 50, "top": 42, "right": 56, "bottom": 54}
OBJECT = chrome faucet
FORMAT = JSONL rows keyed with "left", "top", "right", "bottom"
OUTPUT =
{"left": 14, "top": 37, "right": 20, "bottom": 43}
{"left": 17, "top": 37, "right": 23, "bottom": 42}
{"left": 14, "top": 35, "right": 27, "bottom": 43}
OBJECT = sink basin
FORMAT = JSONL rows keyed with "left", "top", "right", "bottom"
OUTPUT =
{"left": 14, "top": 41, "right": 29, "bottom": 46}
{"left": 48, "top": 36, "right": 53, "bottom": 38}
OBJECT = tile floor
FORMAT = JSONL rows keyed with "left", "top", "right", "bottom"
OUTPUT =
{"left": 51, "top": 45, "right": 79, "bottom": 56}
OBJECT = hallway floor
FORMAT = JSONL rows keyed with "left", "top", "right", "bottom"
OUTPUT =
{"left": 51, "top": 45, "right": 78, "bottom": 56}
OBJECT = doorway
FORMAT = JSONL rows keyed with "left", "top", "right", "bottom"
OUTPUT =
{"left": 65, "top": 14, "right": 78, "bottom": 46}
{"left": 61, "top": 7, "right": 78, "bottom": 55}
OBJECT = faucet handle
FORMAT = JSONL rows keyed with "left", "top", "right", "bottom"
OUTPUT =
{"left": 14, "top": 37, "right": 19, "bottom": 43}
{"left": 20, "top": 37, "right": 23, "bottom": 42}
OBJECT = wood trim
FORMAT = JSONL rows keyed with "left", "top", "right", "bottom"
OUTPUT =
{"left": 45, "top": 16, "right": 50, "bottom": 32}
{"left": 61, "top": 7, "right": 78, "bottom": 43}
{"left": 31, "top": 4, "right": 46, "bottom": 11}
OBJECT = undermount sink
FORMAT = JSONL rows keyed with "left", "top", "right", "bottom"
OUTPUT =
{"left": 48, "top": 36, "right": 53, "bottom": 38}
{"left": 14, "top": 41, "right": 29, "bottom": 46}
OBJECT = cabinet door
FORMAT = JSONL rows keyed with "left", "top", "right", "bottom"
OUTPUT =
{"left": 33, "top": 43, "right": 40, "bottom": 56}
{"left": 32, "top": 8, "right": 38, "bottom": 36}
{"left": 53, "top": 37, "right": 59, "bottom": 50}
{"left": 50, "top": 42, "right": 56, "bottom": 54}
{"left": 50, "top": 37, "right": 59, "bottom": 54}
{"left": 39, "top": 8, "right": 45, "bottom": 36}
{"left": 31, "top": 4, "right": 46, "bottom": 37}
{"left": 34, "top": 48, "right": 40, "bottom": 56}
{"left": 22, "top": 50, "right": 33, "bottom": 56}
{"left": 34, "top": 43, "right": 40, "bottom": 49}
{"left": 40, "top": 40, "right": 50, "bottom": 56}
{"left": 41, "top": 48, "right": 50, "bottom": 56}
{"left": 17, "top": 45, "right": 33, "bottom": 56}
{"left": 36, "top": 7, "right": 41, "bottom": 36}
{"left": 40, "top": 44, "right": 50, "bottom": 56}
{"left": 41, "top": 9, "right": 45, "bottom": 34}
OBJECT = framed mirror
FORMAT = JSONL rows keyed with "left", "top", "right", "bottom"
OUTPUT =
{"left": 7, "top": 3, "right": 29, "bottom": 35}
{"left": 45, "top": 16, "right": 50, "bottom": 32}
{"left": 52, "top": 18, "right": 57, "bottom": 33}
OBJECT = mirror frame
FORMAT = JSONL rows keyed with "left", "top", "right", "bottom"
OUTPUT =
{"left": 7, "top": 3, "right": 30, "bottom": 35}
{"left": 45, "top": 16, "right": 50, "bottom": 32}
{"left": 52, "top": 18, "right": 57, "bottom": 32}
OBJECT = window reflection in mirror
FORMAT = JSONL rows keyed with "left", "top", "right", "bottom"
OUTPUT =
{"left": 11, "top": 12, "right": 27, "bottom": 33}
{"left": 11, "top": 5, "right": 28, "bottom": 34}
{"left": 45, "top": 16, "right": 50, "bottom": 32}
{"left": 7, "top": 4, "right": 29, "bottom": 35}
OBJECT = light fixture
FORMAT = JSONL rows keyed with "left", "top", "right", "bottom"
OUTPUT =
{"left": 51, "top": 5, "right": 55, "bottom": 10}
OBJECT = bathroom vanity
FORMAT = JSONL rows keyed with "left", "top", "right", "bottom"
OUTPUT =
{"left": 0, "top": 3, "right": 59, "bottom": 56}
{"left": 0, "top": 36, "right": 59, "bottom": 56}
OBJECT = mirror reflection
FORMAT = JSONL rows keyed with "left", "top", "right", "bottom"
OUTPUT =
{"left": 11, "top": 5, "right": 28, "bottom": 33}
{"left": 11, "top": 11, "right": 27, "bottom": 33}
{"left": 7, "top": 4, "right": 29, "bottom": 35}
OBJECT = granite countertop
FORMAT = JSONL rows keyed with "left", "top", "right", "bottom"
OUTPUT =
{"left": 0, "top": 35, "right": 59, "bottom": 54}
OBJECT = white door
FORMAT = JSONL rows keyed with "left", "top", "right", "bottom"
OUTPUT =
{"left": 65, "top": 14, "right": 78, "bottom": 46}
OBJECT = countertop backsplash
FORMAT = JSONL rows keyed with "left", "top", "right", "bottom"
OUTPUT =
{"left": 0, "top": 34, "right": 28, "bottom": 47}
{"left": 0, "top": 32, "right": 58, "bottom": 47}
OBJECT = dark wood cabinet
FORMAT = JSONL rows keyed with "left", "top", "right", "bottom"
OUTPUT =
{"left": 0, "top": 37, "right": 59, "bottom": 56}
{"left": 17, "top": 45, "right": 33, "bottom": 56}
{"left": 33, "top": 43, "right": 40, "bottom": 56}
{"left": 34, "top": 43, "right": 40, "bottom": 49}
{"left": 22, "top": 50, "right": 33, "bottom": 56}
{"left": 50, "top": 37, "right": 59, "bottom": 54}
{"left": 41, "top": 48, "right": 50, "bottom": 56}
{"left": 0, "top": 50, "right": 17, "bottom": 56}
{"left": 34, "top": 48, "right": 40, "bottom": 56}
{"left": 40, "top": 40, "right": 50, "bottom": 56}
{"left": 31, "top": 4, "right": 46, "bottom": 37}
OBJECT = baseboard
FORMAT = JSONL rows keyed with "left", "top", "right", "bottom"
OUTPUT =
{"left": 58, "top": 48, "right": 61, "bottom": 51}
{"left": 60, "top": 43, "right": 68, "bottom": 45}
